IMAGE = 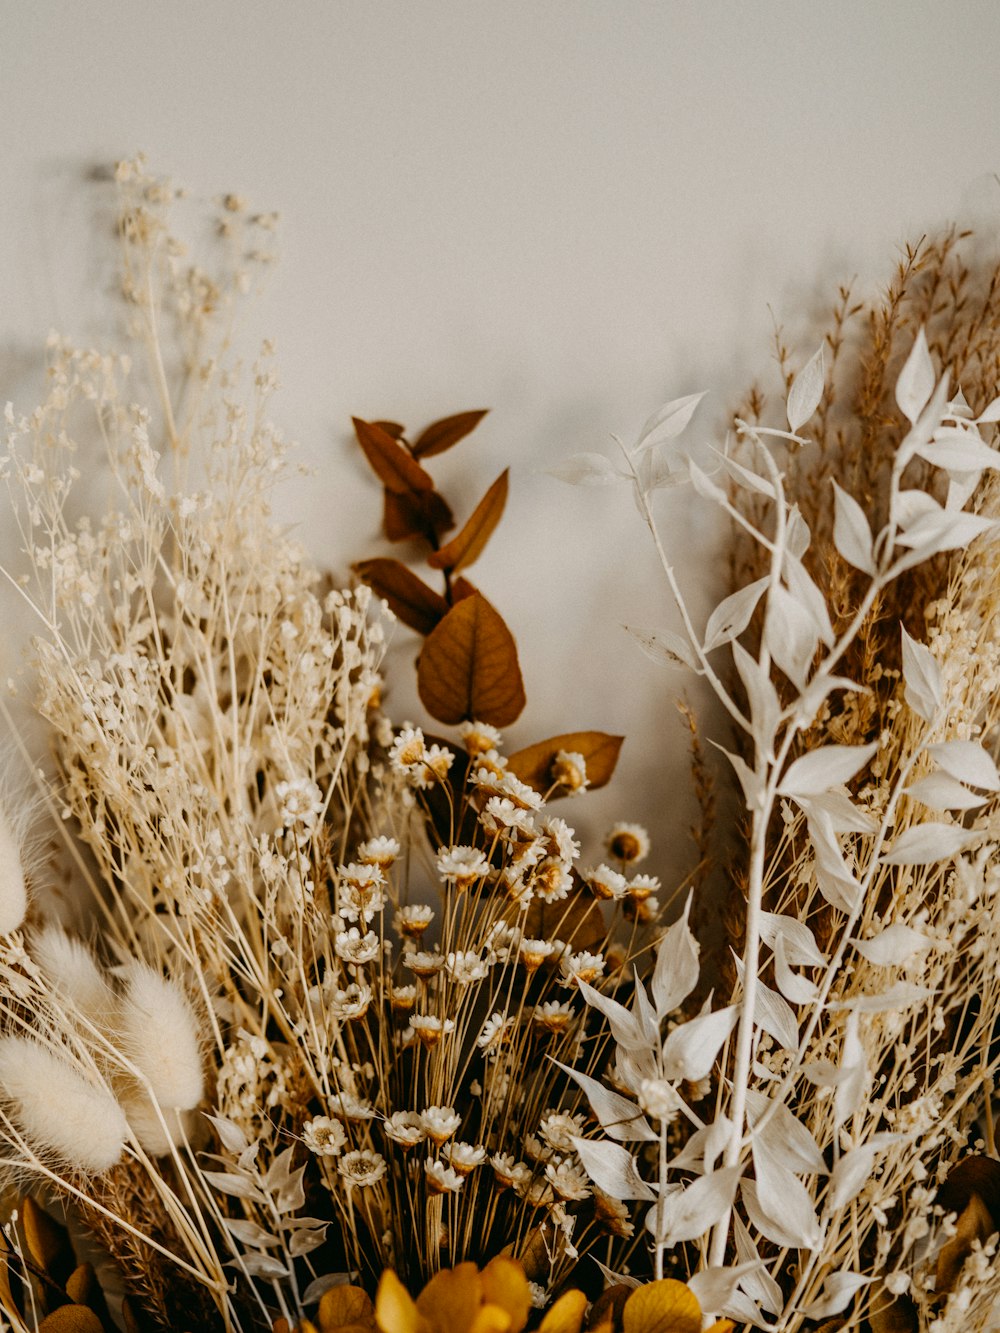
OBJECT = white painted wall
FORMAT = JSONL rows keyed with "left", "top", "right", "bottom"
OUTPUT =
{"left": 3, "top": 1, "right": 1000, "bottom": 883}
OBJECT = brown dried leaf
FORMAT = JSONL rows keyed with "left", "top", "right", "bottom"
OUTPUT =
{"left": 936, "top": 1192, "right": 995, "bottom": 1296}
{"left": 355, "top": 560, "right": 449, "bottom": 636}
{"left": 37, "top": 1307, "right": 104, "bottom": 1333}
{"left": 937, "top": 1155, "right": 1000, "bottom": 1225}
{"left": 120, "top": 1298, "right": 145, "bottom": 1333}
{"left": 416, "top": 1265, "right": 482, "bottom": 1333}
{"left": 353, "top": 419, "right": 434, "bottom": 494}
{"left": 64, "top": 1265, "right": 95, "bottom": 1308}
{"left": 427, "top": 470, "right": 509, "bottom": 575}
{"left": 417, "top": 594, "right": 525, "bottom": 727}
{"left": 867, "top": 1287, "right": 918, "bottom": 1333}
{"left": 318, "top": 1286, "right": 377, "bottom": 1333}
{"left": 384, "top": 489, "right": 455, "bottom": 544}
{"left": 451, "top": 577, "right": 478, "bottom": 602}
{"left": 412, "top": 410, "right": 489, "bottom": 460}
{"left": 22, "top": 1196, "right": 74, "bottom": 1285}
{"left": 622, "top": 1280, "right": 701, "bottom": 1333}
{"left": 508, "top": 732, "right": 624, "bottom": 795}
{"left": 524, "top": 874, "right": 604, "bottom": 953}
{"left": 587, "top": 1285, "right": 630, "bottom": 1333}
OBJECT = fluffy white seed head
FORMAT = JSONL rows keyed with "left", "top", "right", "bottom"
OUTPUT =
{"left": 0, "top": 808, "right": 27, "bottom": 935}
{"left": 31, "top": 925, "right": 113, "bottom": 1027}
{"left": 121, "top": 1090, "right": 192, "bottom": 1157}
{"left": 0, "top": 1036, "right": 127, "bottom": 1173}
{"left": 116, "top": 963, "right": 204, "bottom": 1111}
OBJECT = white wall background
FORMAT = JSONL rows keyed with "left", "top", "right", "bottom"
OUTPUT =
{"left": 3, "top": 1, "right": 1000, "bottom": 885}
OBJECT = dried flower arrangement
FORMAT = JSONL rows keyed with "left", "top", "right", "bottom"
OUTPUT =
{"left": 0, "top": 159, "right": 1000, "bottom": 1333}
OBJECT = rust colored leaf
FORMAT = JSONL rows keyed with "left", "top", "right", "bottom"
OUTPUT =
{"left": 353, "top": 418, "right": 434, "bottom": 494}
{"left": 508, "top": 732, "right": 624, "bottom": 796}
{"left": 38, "top": 1308, "right": 103, "bottom": 1333}
{"left": 936, "top": 1192, "right": 994, "bottom": 1295}
{"left": 428, "top": 469, "right": 509, "bottom": 575}
{"left": 412, "top": 409, "right": 489, "bottom": 459}
{"left": 622, "top": 1280, "right": 701, "bottom": 1333}
{"left": 587, "top": 1285, "right": 631, "bottom": 1333}
{"left": 371, "top": 420, "right": 407, "bottom": 441}
{"left": 64, "top": 1264, "right": 95, "bottom": 1308}
{"left": 355, "top": 560, "right": 449, "bottom": 636}
{"left": 452, "top": 577, "right": 478, "bottom": 602}
{"left": 416, "top": 1265, "right": 482, "bottom": 1333}
{"left": 417, "top": 594, "right": 525, "bottom": 727}
{"left": 384, "top": 489, "right": 455, "bottom": 544}
{"left": 318, "top": 1286, "right": 376, "bottom": 1333}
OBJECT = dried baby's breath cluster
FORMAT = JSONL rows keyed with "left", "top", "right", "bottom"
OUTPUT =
{"left": 0, "top": 160, "right": 670, "bottom": 1333}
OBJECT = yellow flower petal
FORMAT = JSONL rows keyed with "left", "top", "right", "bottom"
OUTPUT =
{"left": 467, "top": 1305, "right": 513, "bottom": 1333}
{"left": 417, "top": 1262, "right": 483, "bottom": 1333}
{"left": 537, "top": 1290, "right": 588, "bottom": 1333}
{"left": 622, "top": 1280, "right": 702, "bottom": 1333}
{"left": 376, "top": 1270, "right": 429, "bottom": 1333}
{"left": 479, "top": 1257, "right": 532, "bottom": 1333}
{"left": 319, "top": 1286, "right": 377, "bottom": 1333}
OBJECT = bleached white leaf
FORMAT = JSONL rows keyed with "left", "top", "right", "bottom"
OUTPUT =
{"left": 828, "top": 981, "right": 932, "bottom": 1013}
{"left": 880, "top": 823, "right": 975, "bottom": 865}
{"left": 661, "top": 1004, "right": 739, "bottom": 1082}
{"left": 711, "top": 742, "right": 763, "bottom": 811}
{"left": 896, "top": 487, "right": 940, "bottom": 528}
{"left": 651, "top": 890, "right": 700, "bottom": 1017}
{"left": 688, "top": 459, "right": 728, "bottom": 506}
{"left": 669, "top": 1116, "right": 733, "bottom": 1175}
{"left": 759, "top": 911, "right": 827, "bottom": 967}
{"left": 734, "top": 956, "right": 798, "bottom": 1050}
{"left": 734, "top": 1214, "right": 783, "bottom": 1316}
{"left": 731, "top": 640, "right": 779, "bottom": 752}
{"left": 827, "top": 1144, "right": 884, "bottom": 1213}
{"left": 205, "top": 1113, "right": 249, "bottom": 1155}
{"left": 915, "top": 431, "right": 1000, "bottom": 474}
{"left": 593, "top": 1263, "right": 641, "bottom": 1292}
{"left": 774, "top": 935, "right": 819, "bottom": 1004}
{"left": 802, "top": 1271, "right": 875, "bottom": 1320}
{"left": 715, "top": 450, "right": 776, "bottom": 499}
{"left": 833, "top": 1011, "right": 868, "bottom": 1129}
{"left": 900, "top": 626, "right": 942, "bottom": 724}
{"left": 577, "top": 979, "right": 644, "bottom": 1051}
{"left": 764, "top": 582, "right": 819, "bottom": 688}
{"left": 752, "top": 1140, "right": 823, "bottom": 1250}
{"left": 687, "top": 1263, "right": 766, "bottom": 1317}
{"left": 798, "top": 789, "right": 878, "bottom": 834}
{"left": 978, "top": 394, "right": 1000, "bottom": 424}
{"left": 741, "top": 1174, "right": 822, "bottom": 1251}
{"left": 634, "top": 391, "right": 707, "bottom": 452}
{"left": 832, "top": 479, "right": 877, "bottom": 575}
{"left": 302, "top": 1274, "right": 353, "bottom": 1306}
{"left": 228, "top": 1252, "right": 290, "bottom": 1279}
{"left": 895, "top": 372, "right": 951, "bottom": 474}
{"left": 201, "top": 1170, "right": 267, "bottom": 1203}
{"left": 787, "top": 345, "right": 825, "bottom": 433}
{"left": 895, "top": 327, "right": 935, "bottom": 425}
{"left": 721, "top": 1292, "right": 767, "bottom": 1326}
{"left": 786, "top": 505, "right": 812, "bottom": 558}
{"left": 851, "top": 924, "right": 931, "bottom": 967}
{"left": 746, "top": 1090, "right": 826, "bottom": 1175}
{"left": 777, "top": 742, "right": 878, "bottom": 798}
{"left": 906, "top": 771, "right": 988, "bottom": 811}
{"left": 808, "top": 807, "right": 865, "bottom": 914}
{"left": 545, "top": 452, "right": 624, "bottom": 485}
{"left": 785, "top": 555, "right": 834, "bottom": 648}
{"left": 551, "top": 1060, "right": 657, "bottom": 1142}
{"left": 703, "top": 577, "right": 769, "bottom": 652}
{"left": 288, "top": 1227, "right": 329, "bottom": 1257}
{"left": 928, "top": 739, "right": 1000, "bottom": 792}
{"left": 224, "top": 1218, "right": 279, "bottom": 1249}
{"left": 662, "top": 1167, "right": 741, "bottom": 1244}
{"left": 624, "top": 623, "right": 700, "bottom": 672}
{"left": 896, "top": 505, "right": 996, "bottom": 556}
{"left": 569, "top": 1135, "right": 656, "bottom": 1201}
{"left": 631, "top": 970, "right": 659, "bottom": 1044}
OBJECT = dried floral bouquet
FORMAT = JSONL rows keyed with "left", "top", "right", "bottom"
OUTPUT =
{"left": 0, "top": 162, "right": 999, "bottom": 1333}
